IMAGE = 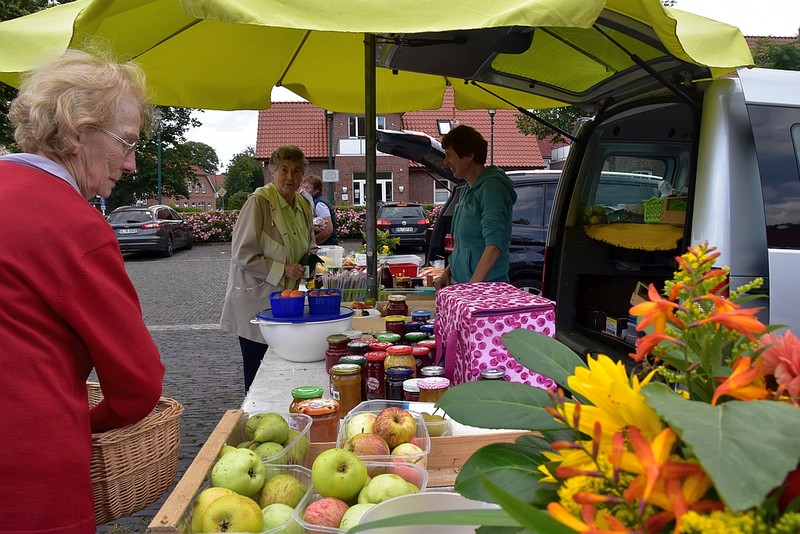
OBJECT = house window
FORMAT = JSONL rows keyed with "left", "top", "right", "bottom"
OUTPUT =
{"left": 199, "top": 202, "right": 205, "bottom": 210}
{"left": 201, "top": 183, "right": 206, "bottom": 193}
{"left": 437, "top": 120, "right": 453, "bottom": 135}
{"left": 352, "top": 173, "right": 393, "bottom": 205}
{"left": 183, "top": 201, "right": 188, "bottom": 208}
{"left": 349, "top": 116, "right": 386, "bottom": 138}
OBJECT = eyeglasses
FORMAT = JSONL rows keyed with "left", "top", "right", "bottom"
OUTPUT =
{"left": 100, "top": 128, "right": 138, "bottom": 155}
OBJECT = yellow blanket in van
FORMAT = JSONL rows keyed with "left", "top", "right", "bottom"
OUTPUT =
{"left": 585, "top": 223, "right": 682, "bottom": 251}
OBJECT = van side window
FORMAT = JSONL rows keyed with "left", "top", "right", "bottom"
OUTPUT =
{"left": 748, "top": 105, "right": 800, "bottom": 249}
{"left": 513, "top": 183, "right": 544, "bottom": 226}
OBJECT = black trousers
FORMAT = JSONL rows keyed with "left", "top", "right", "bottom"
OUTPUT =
{"left": 239, "top": 337, "right": 268, "bottom": 394}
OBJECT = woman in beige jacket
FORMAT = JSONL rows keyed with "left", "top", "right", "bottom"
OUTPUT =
{"left": 220, "top": 145, "right": 317, "bottom": 392}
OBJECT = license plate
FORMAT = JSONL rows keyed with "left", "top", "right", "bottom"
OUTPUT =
{"left": 394, "top": 227, "right": 415, "bottom": 233}
{"left": 118, "top": 228, "right": 138, "bottom": 235}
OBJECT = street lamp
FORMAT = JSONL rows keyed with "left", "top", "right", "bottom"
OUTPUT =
{"left": 488, "top": 109, "right": 496, "bottom": 166}
{"left": 154, "top": 108, "right": 163, "bottom": 204}
{"left": 326, "top": 110, "right": 334, "bottom": 202}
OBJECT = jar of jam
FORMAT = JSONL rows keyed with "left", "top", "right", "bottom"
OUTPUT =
{"left": 420, "top": 365, "right": 445, "bottom": 378}
{"left": 404, "top": 321, "right": 424, "bottom": 333}
{"left": 403, "top": 378, "right": 421, "bottom": 401}
{"left": 330, "top": 363, "right": 362, "bottom": 418}
{"left": 294, "top": 398, "right": 339, "bottom": 442}
{"left": 385, "top": 315, "right": 406, "bottom": 337}
{"left": 412, "top": 346, "right": 433, "bottom": 370}
{"left": 353, "top": 335, "right": 375, "bottom": 344}
{"left": 289, "top": 385, "right": 324, "bottom": 413}
{"left": 386, "top": 294, "right": 409, "bottom": 317}
{"left": 339, "top": 355, "right": 367, "bottom": 401}
{"left": 385, "top": 366, "right": 414, "bottom": 401}
{"left": 385, "top": 344, "right": 416, "bottom": 377}
{"left": 368, "top": 340, "right": 392, "bottom": 352}
{"left": 325, "top": 334, "right": 350, "bottom": 374}
{"left": 480, "top": 368, "right": 506, "bottom": 381}
{"left": 411, "top": 310, "right": 432, "bottom": 322}
{"left": 347, "top": 340, "right": 370, "bottom": 356}
{"left": 417, "top": 339, "right": 437, "bottom": 365}
{"left": 364, "top": 351, "right": 388, "bottom": 400}
{"left": 418, "top": 377, "right": 451, "bottom": 403}
{"left": 405, "top": 331, "right": 428, "bottom": 344}
{"left": 375, "top": 331, "right": 402, "bottom": 344}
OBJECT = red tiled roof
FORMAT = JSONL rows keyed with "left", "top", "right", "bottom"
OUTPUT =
{"left": 256, "top": 102, "right": 329, "bottom": 160}
{"left": 745, "top": 35, "right": 799, "bottom": 49}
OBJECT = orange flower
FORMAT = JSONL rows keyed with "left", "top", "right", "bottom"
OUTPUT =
{"left": 631, "top": 333, "right": 682, "bottom": 362}
{"left": 759, "top": 330, "right": 800, "bottom": 398}
{"left": 546, "top": 502, "right": 632, "bottom": 533}
{"left": 711, "top": 356, "right": 769, "bottom": 405}
{"left": 630, "top": 284, "right": 683, "bottom": 334}
{"left": 695, "top": 303, "right": 766, "bottom": 341}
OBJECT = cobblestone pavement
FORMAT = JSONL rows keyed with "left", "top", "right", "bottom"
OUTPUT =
{"left": 96, "top": 239, "right": 419, "bottom": 533}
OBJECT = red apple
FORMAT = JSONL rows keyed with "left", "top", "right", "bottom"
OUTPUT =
{"left": 391, "top": 442, "right": 426, "bottom": 468}
{"left": 387, "top": 457, "right": 425, "bottom": 488}
{"left": 373, "top": 407, "right": 416, "bottom": 449}
{"left": 344, "top": 432, "right": 390, "bottom": 457}
{"left": 303, "top": 497, "right": 349, "bottom": 528}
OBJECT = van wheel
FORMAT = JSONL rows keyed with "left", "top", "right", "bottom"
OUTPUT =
{"left": 512, "top": 277, "right": 541, "bottom": 295}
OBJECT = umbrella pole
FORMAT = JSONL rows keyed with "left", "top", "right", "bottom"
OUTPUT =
{"left": 364, "top": 33, "right": 379, "bottom": 299}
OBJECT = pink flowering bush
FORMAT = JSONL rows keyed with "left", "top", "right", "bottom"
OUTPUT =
{"left": 185, "top": 210, "right": 239, "bottom": 243}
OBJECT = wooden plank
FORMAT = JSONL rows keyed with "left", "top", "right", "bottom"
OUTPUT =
{"left": 148, "top": 410, "right": 245, "bottom": 533}
{"left": 426, "top": 432, "right": 530, "bottom": 470}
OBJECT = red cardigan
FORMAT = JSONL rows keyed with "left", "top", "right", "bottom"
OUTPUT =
{"left": 0, "top": 161, "right": 165, "bottom": 533}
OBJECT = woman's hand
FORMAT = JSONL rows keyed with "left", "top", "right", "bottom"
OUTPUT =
{"left": 434, "top": 267, "right": 451, "bottom": 290}
{"left": 284, "top": 262, "right": 305, "bottom": 280}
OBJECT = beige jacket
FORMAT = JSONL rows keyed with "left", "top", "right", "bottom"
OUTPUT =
{"left": 220, "top": 184, "right": 317, "bottom": 342}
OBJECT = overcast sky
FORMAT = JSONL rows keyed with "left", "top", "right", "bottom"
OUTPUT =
{"left": 184, "top": 0, "right": 800, "bottom": 172}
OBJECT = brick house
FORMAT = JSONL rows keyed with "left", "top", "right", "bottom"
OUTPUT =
{"left": 161, "top": 166, "right": 226, "bottom": 210}
{"left": 255, "top": 87, "right": 545, "bottom": 205}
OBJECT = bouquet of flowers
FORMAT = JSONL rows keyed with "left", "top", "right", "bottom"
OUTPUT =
{"left": 351, "top": 243, "right": 800, "bottom": 533}
{"left": 358, "top": 228, "right": 400, "bottom": 256}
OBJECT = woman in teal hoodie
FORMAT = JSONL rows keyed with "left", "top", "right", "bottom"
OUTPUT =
{"left": 434, "top": 125, "right": 517, "bottom": 288}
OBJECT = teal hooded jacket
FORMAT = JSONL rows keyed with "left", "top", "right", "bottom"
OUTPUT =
{"left": 449, "top": 166, "right": 517, "bottom": 284}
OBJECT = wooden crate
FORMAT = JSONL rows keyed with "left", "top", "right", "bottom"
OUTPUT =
{"left": 148, "top": 409, "right": 528, "bottom": 533}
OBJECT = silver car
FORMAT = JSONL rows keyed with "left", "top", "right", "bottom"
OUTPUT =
{"left": 108, "top": 205, "right": 193, "bottom": 257}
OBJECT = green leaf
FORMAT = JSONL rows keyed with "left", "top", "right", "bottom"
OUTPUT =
{"left": 437, "top": 380, "right": 566, "bottom": 431}
{"left": 644, "top": 383, "right": 800, "bottom": 512}
{"left": 347, "top": 509, "right": 520, "bottom": 533}
{"left": 479, "top": 471, "right": 577, "bottom": 533}
{"left": 502, "top": 329, "right": 587, "bottom": 393}
{"left": 455, "top": 443, "right": 557, "bottom": 506}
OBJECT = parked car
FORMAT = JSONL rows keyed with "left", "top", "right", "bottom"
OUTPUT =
{"left": 376, "top": 201, "right": 430, "bottom": 249}
{"left": 107, "top": 205, "right": 193, "bottom": 257}
{"left": 376, "top": 24, "right": 800, "bottom": 362}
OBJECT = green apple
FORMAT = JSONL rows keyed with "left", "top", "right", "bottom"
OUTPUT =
{"left": 252, "top": 441, "right": 284, "bottom": 463}
{"left": 258, "top": 474, "right": 306, "bottom": 508}
{"left": 311, "top": 448, "right": 368, "bottom": 502}
{"left": 216, "top": 444, "right": 237, "bottom": 460}
{"left": 338, "top": 502, "right": 375, "bottom": 530}
{"left": 244, "top": 413, "right": 272, "bottom": 440}
{"left": 261, "top": 503, "right": 302, "bottom": 533}
{"left": 252, "top": 413, "right": 289, "bottom": 443}
{"left": 345, "top": 412, "right": 377, "bottom": 439}
{"left": 302, "top": 497, "right": 349, "bottom": 528}
{"left": 285, "top": 432, "right": 311, "bottom": 464}
{"left": 210, "top": 448, "right": 266, "bottom": 498}
{"left": 190, "top": 486, "right": 236, "bottom": 533}
{"left": 357, "top": 473, "right": 419, "bottom": 504}
{"left": 199, "top": 493, "right": 263, "bottom": 533}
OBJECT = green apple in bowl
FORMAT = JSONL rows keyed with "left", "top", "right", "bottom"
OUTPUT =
{"left": 345, "top": 412, "right": 377, "bottom": 439}
{"left": 190, "top": 486, "right": 236, "bottom": 533}
{"left": 357, "top": 473, "right": 419, "bottom": 504}
{"left": 210, "top": 448, "right": 266, "bottom": 498}
{"left": 258, "top": 473, "right": 306, "bottom": 508}
{"left": 261, "top": 503, "right": 302, "bottom": 533}
{"left": 199, "top": 493, "right": 263, "bottom": 533}
{"left": 311, "top": 448, "right": 368, "bottom": 501}
{"left": 339, "top": 502, "right": 375, "bottom": 530}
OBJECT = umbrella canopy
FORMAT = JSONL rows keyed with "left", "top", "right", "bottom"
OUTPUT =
{"left": 0, "top": 0, "right": 752, "bottom": 112}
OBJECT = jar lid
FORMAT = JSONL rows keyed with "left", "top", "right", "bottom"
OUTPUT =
{"left": 339, "top": 355, "right": 366, "bottom": 366}
{"left": 388, "top": 294, "right": 407, "bottom": 302}
{"left": 353, "top": 335, "right": 375, "bottom": 343}
{"left": 403, "top": 378, "right": 421, "bottom": 392}
{"left": 386, "top": 344, "right": 413, "bottom": 355}
{"left": 331, "top": 363, "right": 362, "bottom": 375}
{"left": 417, "top": 377, "right": 451, "bottom": 390}
{"left": 417, "top": 339, "right": 436, "bottom": 349}
{"left": 405, "top": 332, "right": 428, "bottom": 342}
{"left": 404, "top": 321, "right": 424, "bottom": 332}
{"left": 368, "top": 341, "right": 392, "bottom": 351}
{"left": 347, "top": 340, "right": 370, "bottom": 351}
{"left": 385, "top": 315, "right": 406, "bottom": 323}
{"left": 341, "top": 330, "right": 363, "bottom": 339}
{"left": 411, "top": 346, "right": 430, "bottom": 356}
{"left": 411, "top": 310, "right": 432, "bottom": 319}
{"left": 291, "top": 386, "right": 325, "bottom": 399}
{"left": 295, "top": 397, "right": 339, "bottom": 415}
{"left": 326, "top": 333, "right": 351, "bottom": 344}
{"left": 385, "top": 366, "right": 414, "bottom": 378}
{"left": 364, "top": 351, "right": 388, "bottom": 362}
{"left": 420, "top": 365, "right": 444, "bottom": 377}
{"left": 480, "top": 368, "right": 505, "bottom": 380}
{"left": 426, "top": 318, "right": 436, "bottom": 325}
{"left": 376, "top": 332, "right": 402, "bottom": 343}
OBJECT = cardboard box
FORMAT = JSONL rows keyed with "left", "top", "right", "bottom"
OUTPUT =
{"left": 660, "top": 196, "right": 687, "bottom": 225}
{"left": 148, "top": 409, "right": 529, "bottom": 532}
{"left": 630, "top": 281, "right": 649, "bottom": 306}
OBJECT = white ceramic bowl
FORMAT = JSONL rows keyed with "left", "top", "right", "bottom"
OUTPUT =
{"left": 251, "top": 306, "right": 354, "bottom": 362}
{"left": 358, "top": 492, "right": 498, "bottom": 533}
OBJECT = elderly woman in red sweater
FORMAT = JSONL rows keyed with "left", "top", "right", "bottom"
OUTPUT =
{"left": 0, "top": 49, "right": 165, "bottom": 533}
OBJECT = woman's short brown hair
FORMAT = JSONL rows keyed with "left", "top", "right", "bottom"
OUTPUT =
{"left": 441, "top": 124, "right": 488, "bottom": 165}
{"left": 303, "top": 174, "right": 323, "bottom": 194}
{"left": 268, "top": 145, "right": 309, "bottom": 173}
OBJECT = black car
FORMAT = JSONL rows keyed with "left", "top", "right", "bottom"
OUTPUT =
{"left": 107, "top": 205, "right": 193, "bottom": 257}
{"left": 376, "top": 202, "right": 430, "bottom": 249}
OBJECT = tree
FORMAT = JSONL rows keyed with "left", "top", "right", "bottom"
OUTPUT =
{"left": 227, "top": 190, "right": 250, "bottom": 211}
{"left": 178, "top": 140, "right": 220, "bottom": 174}
{"left": 515, "top": 107, "right": 586, "bottom": 144}
{"left": 223, "top": 147, "right": 264, "bottom": 205}
{"left": 752, "top": 37, "right": 800, "bottom": 71}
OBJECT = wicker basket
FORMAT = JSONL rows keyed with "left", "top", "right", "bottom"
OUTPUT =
{"left": 88, "top": 382, "right": 184, "bottom": 525}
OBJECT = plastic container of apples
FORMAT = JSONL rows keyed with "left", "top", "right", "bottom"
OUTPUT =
{"left": 335, "top": 400, "right": 431, "bottom": 466}
{"left": 292, "top": 460, "right": 429, "bottom": 534}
